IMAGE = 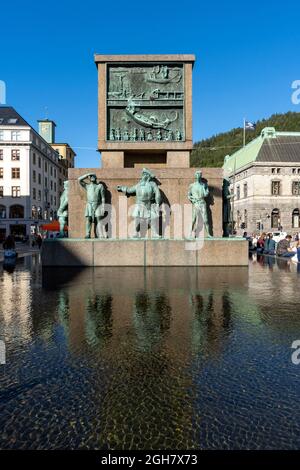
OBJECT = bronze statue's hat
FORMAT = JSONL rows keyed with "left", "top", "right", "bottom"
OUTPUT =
{"left": 142, "top": 167, "right": 155, "bottom": 179}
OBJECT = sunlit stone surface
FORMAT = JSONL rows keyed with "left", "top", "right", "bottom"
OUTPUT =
{"left": 0, "top": 254, "right": 300, "bottom": 449}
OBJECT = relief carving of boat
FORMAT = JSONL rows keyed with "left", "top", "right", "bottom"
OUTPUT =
{"left": 147, "top": 65, "right": 182, "bottom": 84}
{"left": 126, "top": 99, "right": 178, "bottom": 130}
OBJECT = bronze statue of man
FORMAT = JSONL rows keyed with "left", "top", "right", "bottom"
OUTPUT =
{"left": 117, "top": 168, "right": 161, "bottom": 238}
{"left": 188, "top": 170, "right": 211, "bottom": 238}
{"left": 78, "top": 173, "right": 106, "bottom": 239}
{"left": 57, "top": 180, "right": 69, "bottom": 237}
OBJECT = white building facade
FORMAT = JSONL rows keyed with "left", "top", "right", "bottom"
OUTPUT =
{"left": 0, "top": 107, "right": 66, "bottom": 241}
{"left": 223, "top": 127, "right": 300, "bottom": 236}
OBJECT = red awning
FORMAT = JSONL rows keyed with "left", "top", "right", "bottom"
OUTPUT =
{"left": 41, "top": 221, "right": 68, "bottom": 231}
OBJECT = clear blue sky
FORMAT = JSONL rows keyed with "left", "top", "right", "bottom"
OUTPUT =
{"left": 1, "top": 0, "right": 299, "bottom": 167}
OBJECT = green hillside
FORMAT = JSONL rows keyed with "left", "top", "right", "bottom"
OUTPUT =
{"left": 191, "top": 111, "right": 300, "bottom": 168}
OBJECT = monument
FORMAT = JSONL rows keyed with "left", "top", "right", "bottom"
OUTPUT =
{"left": 116, "top": 167, "right": 161, "bottom": 238}
{"left": 42, "top": 54, "right": 248, "bottom": 267}
{"left": 78, "top": 172, "right": 106, "bottom": 239}
{"left": 57, "top": 181, "right": 68, "bottom": 237}
{"left": 188, "top": 170, "right": 211, "bottom": 238}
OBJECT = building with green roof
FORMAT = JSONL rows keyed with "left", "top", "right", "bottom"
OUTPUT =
{"left": 223, "top": 127, "right": 300, "bottom": 234}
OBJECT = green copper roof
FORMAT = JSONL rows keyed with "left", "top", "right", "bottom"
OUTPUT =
{"left": 223, "top": 127, "right": 300, "bottom": 174}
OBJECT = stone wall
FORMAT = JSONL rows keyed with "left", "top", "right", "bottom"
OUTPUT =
{"left": 41, "top": 238, "right": 249, "bottom": 267}
{"left": 68, "top": 167, "right": 224, "bottom": 239}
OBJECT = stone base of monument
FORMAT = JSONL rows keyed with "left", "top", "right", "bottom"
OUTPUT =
{"left": 41, "top": 238, "right": 248, "bottom": 267}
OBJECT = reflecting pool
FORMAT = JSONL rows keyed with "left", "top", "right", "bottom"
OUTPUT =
{"left": 0, "top": 254, "right": 300, "bottom": 449}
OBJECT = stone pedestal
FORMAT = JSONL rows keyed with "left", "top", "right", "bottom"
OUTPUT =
{"left": 42, "top": 238, "right": 249, "bottom": 267}
{"left": 68, "top": 167, "right": 223, "bottom": 239}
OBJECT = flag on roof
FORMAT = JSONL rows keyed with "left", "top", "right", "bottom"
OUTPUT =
{"left": 245, "top": 120, "right": 256, "bottom": 130}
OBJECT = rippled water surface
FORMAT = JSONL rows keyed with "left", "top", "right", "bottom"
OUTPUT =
{"left": 0, "top": 254, "right": 300, "bottom": 450}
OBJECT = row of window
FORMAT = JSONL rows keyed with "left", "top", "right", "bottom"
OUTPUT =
{"left": 0, "top": 130, "right": 22, "bottom": 141}
{"left": 32, "top": 170, "right": 57, "bottom": 191}
{"left": 0, "top": 149, "right": 20, "bottom": 160}
{"left": 236, "top": 208, "right": 300, "bottom": 229}
{"left": 271, "top": 181, "right": 300, "bottom": 196}
{"left": 271, "top": 168, "right": 300, "bottom": 175}
{"left": 32, "top": 188, "right": 57, "bottom": 205}
{"left": 32, "top": 152, "right": 58, "bottom": 177}
{"left": 0, "top": 204, "right": 24, "bottom": 219}
{"left": 0, "top": 186, "right": 21, "bottom": 197}
{"left": 0, "top": 168, "right": 20, "bottom": 179}
{"left": 236, "top": 181, "right": 300, "bottom": 199}
{"left": 0, "top": 204, "right": 57, "bottom": 220}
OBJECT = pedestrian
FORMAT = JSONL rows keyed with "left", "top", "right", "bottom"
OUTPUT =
{"left": 264, "top": 233, "right": 276, "bottom": 255}
{"left": 37, "top": 234, "right": 42, "bottom": 249}
{"left": 257, "top": 232, "right": 266, "bottom": 254}
{"left": 276, "top": 235, "right": 294, "bottom": 257}
{"left": 3, "top": 235, "right": 15, "bottom": 250}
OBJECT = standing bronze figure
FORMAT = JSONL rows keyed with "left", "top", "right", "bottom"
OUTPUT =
{"left": 188, "top": 170, "right": 211, "bottom": 238}
{"left": 117, "top": 168, "right": 162, "bottom": 238}
{"left": 57, "top": 181, "right": 69, "bottom": 237}
{"left": 78, "top": 173, "right": 106, "bottom": 239}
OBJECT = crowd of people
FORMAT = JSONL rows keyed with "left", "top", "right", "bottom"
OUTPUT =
{"left": 244, "top": 232, "right": 300, "bottom": 262}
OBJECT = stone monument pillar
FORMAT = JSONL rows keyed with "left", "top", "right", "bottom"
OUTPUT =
{"left": 68, "top": 55, "right": 223, "bottom": 239}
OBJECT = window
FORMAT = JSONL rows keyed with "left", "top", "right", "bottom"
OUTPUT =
{"left": 0, "top": 168, "right": 3, "bottom": 178}
{"left": 54, "top": 196, "right": 56, "bottom": 206}
{"left": 292, "top": 181, "right": 300, "bottom": 195}
{"left": 50, "top": 195, "right": 53, "bottom": 205}
{"left": 11, "top": 168, "right": 20, "bottom": 179}
{"left": 0, "top": 186, "right": 3, "bottom": 197}
{"left": 11, "top": 131, "right": 21, "bottom": 141}
{"left": 45, "top": 177, "right": 48, "bottom": 187}
{"left": 9, "top": 204, "right": 24, "bottom": 218}
{"left": 277, "top": 168, "right": 281, "bottom": 174}
{"left": 11, "top": 186, "right": 21, "bottom": 198}
{"left": 292, "top": 209, "right": 300, "bottom": 228}
{"left": 0, "top": 131, "right": 4, "bottom": 140}
{"left": 271, "top": 181, "right": 281, "bottom": 195}
{"left": 38, "top": 173, "right": 41, "bottom": 185}
{"left": 45, "top": 161, "right": 48, "bottom": 172}
{"left": 38, "top": 156, "right": 41, "bottom": 168}
{"left": 54, "top": 182, "right": 56, "bottom": 192}
{"left": 11, "top": 149, "right": 20, "bottom": 160}
{"left": 271, "top": 208, "right": 280, "bottom": 228}
{"left": 236, "top": 185, "right": 240, "bottom": 200}
{"left": 0, "top": 204, "right": 6, "bottom": 218}
{"left": 7, "top": 118, "right": 18, "bottom": 124}
{"left": 54, "top": 168, "right": 56, "bottom": 178}
{"left": 298, "top": 169, "right": 300, "bottom": 175}
{"left": 50, "top": 180, "right": 53, "bottom": 190}
{"left": 292, "top": 168, "right": 296, "bottom": 174}
{"left": 243, "top": 183, "right": 248, "bottom": 198}
{"left": 271, "top": 168, "right": 276, "bottom": 174}
{"left": 33, "top": 170, "right": 36, "bottom": 183}
{"left": 0, "top": 149, "right": 3, "bottom": 160}
{"left": 33, "top": 187, "right": 36, "bottom": 200}
{"left": 38, "top": 190, "right": 41, "bottom": 201}
{"left": 33, "top": 153, "right": 36, "bottom": 165}
{"left": 50, "top": 166, "right": 53, "bottom": 176}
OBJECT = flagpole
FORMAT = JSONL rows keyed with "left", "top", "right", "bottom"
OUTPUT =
{"left": 243, "top": 117, "right": 246, "bottom": 147}
{"left": 231, "top": 154, "right": 237, "bottom": 235}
